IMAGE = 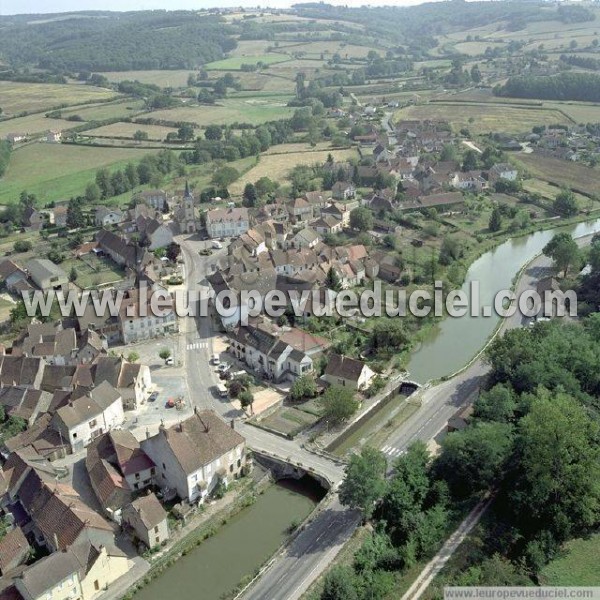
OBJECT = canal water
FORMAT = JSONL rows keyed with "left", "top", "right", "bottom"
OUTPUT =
{"left": 407, "top": 218, "right": 600, "bottom": 383}
{"left": 134, "top": 479, "right": 321, "bottom": 600}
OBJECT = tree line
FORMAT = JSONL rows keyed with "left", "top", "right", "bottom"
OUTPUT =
{"left": 495, "top": 72, "right": 600, "bottom": 102}
{"left": 0, "top": 141, "right": 11, "bottom": 178}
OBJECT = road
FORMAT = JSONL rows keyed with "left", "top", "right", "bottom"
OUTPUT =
{"left": 176, "top": 233, "right": 571, "bottom": 600}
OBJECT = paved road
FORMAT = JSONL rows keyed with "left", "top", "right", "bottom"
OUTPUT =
{"left": 177, "top": 234, "right": 578, "bottom": 600}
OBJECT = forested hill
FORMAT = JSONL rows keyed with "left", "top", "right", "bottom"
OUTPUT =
{"left": 0, "top": 11, "right": 236, "bottom": 71}
{"left": 495, "top": 72, "right": 600, "bottom": 103}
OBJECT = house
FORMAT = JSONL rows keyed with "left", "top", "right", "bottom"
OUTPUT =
{"left": 288, "top": 227, "right": 319, "bottom": 249}
{"left": 0, "top": 260, "right": 29, "bottom": 294}
{"left": 310, "top": 216, "right": 343, "bottom": 236}
{"left": 96, "top": 229, "right": 151, "bottom": 271}
{"left": 304, "top": 191, "right": 329, "bottom": 211}
{"left": 5, "top": 133, "right": 26, "bottom": 144}
{"left": 45, "top": 130, "right": 62, "bottom": 143}
{"left": 489, "top": 163, "right": 518, "bottom": 182}
{"left": 331, "top": 181, "right": 356, "bottom": 200}
{"left": 205, "top": 207, "right": 250, "bottom": 239}
{"left": 449, "top": 171, "right": 487, "bottom": 192}
{"left": 141, "top": 409, "right": 247, "bottom": 503}
{"left": 14, "top": 533, "right": 129, "bottom": 600}
{"left": 52, "top": 381, "right": 124, "bottom": 453}
{"left": 0, "top": 527, "right": 30, "bottom": 575}
{"left": 135, "top": 216, "right": 173, "bottom": 251}
{"left": 122, "top": 493, "right": 169, "bottom": 549}
{"left": 51, "top": 205, "right": 68, "bottom": 228}
{"left": 321, "top": 201, "right": 356, "bottom": 227}
{"left": 118, "top": 287, "right": 178, "bottom": 344}
{"left": 22, "top": 208, "right": 47, "bottom": 231}
{"left": 0, "top": 386, "right": 53, "bottom": 426}
{"left": 95, "top": 207, "right": 124, "bottom": 227}
{"left": 323, "top": 353, "right": 376, "bottom": 391}
{"left": 229, "top": 320, "right": 330, "bottom": 382}
{"left": 286, "top": 198, "right": 313, "bottom": 223}
{"left": 0, "top": 356, "right": 45, "bottom": 389}
{"left": 85, "top": 430, "right": 155, "bottom": 518}
{"left": 27, "top": 259, "right": 68, "bottom": 291}
{"left": 135, "top": 190, "right": 168, "bottom": 211}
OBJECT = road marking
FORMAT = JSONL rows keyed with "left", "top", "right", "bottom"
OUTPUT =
{"left": 186, "top": 341, "right": 208, "bottom": 350}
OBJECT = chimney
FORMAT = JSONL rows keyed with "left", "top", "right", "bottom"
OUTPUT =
{"left": 159, "top": 419, "right": 166, "bottom": 432}
{"left": 230, "top": 419, "right": 235, "bottom": 430}
{"left": 178, "top": 421, "right": 184, "bottom": 432}
{"left": 145, "top": 428, "right": 150, "bottom": 439}
{"left": 194, "top": 406, "right": 198, "bottom": 415}
{"left": 53, "top": 533, "right": 59, "bottom": 550}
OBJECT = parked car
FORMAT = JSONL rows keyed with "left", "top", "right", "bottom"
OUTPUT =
{"left": 148, "top": 392, "right": 159, "bottom": 402}
{"left": 212, "top": 241, "right": 223, "bottom": 250}
{"left": 211, "top": 353, "right": 220, "bottom": 365}
{"left": 216, "top": 362, "right": 230, "bottom": 373}
{"left": 165, "top": 357, "right": 174, "bottom": 366}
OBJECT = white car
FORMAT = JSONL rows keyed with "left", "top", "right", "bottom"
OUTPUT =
{"left": 212, "top": 241, "right": 223, "bottom": 250}
{"left": 211, "top": 353, "right": 220, "bottom": 365}
{"left": 165, "top": 357, "right": 174, "bottom": 366}
{"left": 216, "top": 363, "right": 230, "bottom": 373}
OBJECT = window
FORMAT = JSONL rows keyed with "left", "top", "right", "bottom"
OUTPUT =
{"left": 94, "top": 580, "right": 100, "bottom": 591}
{"left": 154, "top": 526, "right": 159, "bottom": 533}
{"left": 135, "top": 473, "right": 140, "bottom": 480}
{"left": 89, "top": 419, "right": 97, "bottom": 429}
{"left": 162, "top": 463, "right": 166, "bottom": 470}
{"left": 229, "top": 464, "right": 233, "bottom": 473}
{"left": 72, "top": 433, "right": 77, "bottom": 439}
{"left": 237, "top": 459, "right": 241, "bottom": 468}
{"left": 134, "top": 483, "right": 139, "bottom": 490}
{"left": 156, "top": 536, "right": 160, "bottom": 544}
{"left": 150, "top": 467, "right": 156, "bottom": 476}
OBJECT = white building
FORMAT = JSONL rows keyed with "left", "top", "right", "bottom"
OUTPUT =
{"left": 205, "top": 207, "right": 249, "bottom": 239}
{"left": 142, "top": 410, "right": 247, "bottom": 503}
{"left": 52, "top": 381, "right": 124, "bottom": 453}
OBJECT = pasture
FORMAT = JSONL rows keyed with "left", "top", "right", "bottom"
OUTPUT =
{"left": 516, "top": 153, "right": 600, "bottom": 197}
{"left": 0, "top": 81, "right": 119, "bottom": 116}
{"left": 98, "top": 70, "right": 194, "bottom": 87}
{"left": 204, "top": 53, "right": 290, "bottom": 71}
{"left": 394, "top": 102, "right": 570, "bottom": 134}
{"left": 60, "top": 99, "right": 147, "bottom": 122}
{"left": 0, "top": 143, "right": 156, "bottom": 205}
{"left": 0, "top": 113, "right": 72, "bottom": 139}
{"left": 229, "top": 147, "right": 358, "bottom": 195}
{"left": 83, "top": 121, "right": 177, "bottom": 140}
{"left": 541, "top": 534, "right": 600, "bottom": 586}
{"left": 141, "top": 98, "right": 294, "bottom": 127}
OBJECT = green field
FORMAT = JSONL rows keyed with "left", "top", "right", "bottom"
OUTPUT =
{"left": 0, "top": 113, "right": 73, "bottom": 138}
{"left": 204, "top": 53, "right": 290, "bottom": 70}
{"left": 83, "top": 121, "right": 177, "bottom": 140}
{"left": 99, "top": 70, "right": 195, "bottom": 87}
{"left": 0, "top": 81, "right": 119, "bottom": 117}
{"left": 60, "top": 99, "right": 147, "bottom": 122}
{"left": 541, "top": 535, "right": 600, "bottom": 586}
{"left": 0, "top": 143, "right": 156, "bottom": 205}
{"left": 516, "top": 153, "right": 600, "bottom": 198}
{"left": 61, "top": 255, "right": 125, "bottom": 289}
{"left": 394, "top": 103, "right": 570, "bottom": 134}
{"left": 141, "top": 98, "right": 294, "bottom": 127}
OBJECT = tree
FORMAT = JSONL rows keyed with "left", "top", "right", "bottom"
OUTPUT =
{"left": 320, "top": 385, "right": 359, "bottom": 425}
{"left": 239, "top": 390, "right": 254, "bottom": 414}
{"left": 462, "top": 149, "right": 478, "bottom": 171}
{"left": 212, "top": 166, "right": 239, "bottom": 188}
{"left": 178, "top": 122, "right": 195, "bottom": 141}
{"left": 473, "top": 383, "right": 517, "bottom": 423}
{"left": 66, "top": 198, "right": 85, "bottom": 229}
{"left": 127, "top": 352, "right": 140, "bottom": 363}
{"left": 254, "top": 176, "right": 277, "bottom": 198}
{"left": 165, "top": 242, "right": 181, "bottom": 262}
{"left": 320, "top": 566, "right": 358, "bottom": 600}
{"left": 553, "top": 189, "right": 578, "bottom": 217}
{"left": 339, "top": 447, "right": 387, "bottom": 520}
{"left": 243, "top": 183, "right": 258, "bottom": 207}
{"left": 85, "top": 182, "right": 101, "bottom": 203}
{"left": 440, "top": 143, "right": 457, "bottom": 162}
{"left": 13, "top": 240, "right": 32, "bottom": 253}
{"left": 159, "top": 348, "right": 171, "bottom": 360}
{"left": 470, "top": 64, "right": 482, "bottom": 83}
{"left": 133, "top": 130, "right": 149, "bottom": 141}
{"left": 488, "top": 206, "right": 502, "bottom": 232}
{"left": 69, "top": 266, "right": 78, "bottom": 283}
{"left": 205, "top": 125, "right": 222, "bottom": 141}
{"left": 510, "top": 390, "right": 600, "bottom": 561}
{"left": 542, "top": 232, "right": 581, "bottom": 277}
{"left": 349, "top": 207, "right": 373, "bottom": 232}
{"left": 435, "top": 422, "right": 514, "bottom": 498}
{"left": 290, "top": 374, "right": 317, "bottom": 401}
{"left": 325, "top": 267, "right": 342, "bottom": 292}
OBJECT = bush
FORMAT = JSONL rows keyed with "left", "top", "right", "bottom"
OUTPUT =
{"left": 13, "top": 240, "right": 32, "bottom": 253}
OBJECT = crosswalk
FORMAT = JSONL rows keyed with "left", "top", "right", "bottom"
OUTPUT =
{"left": 381, "top": 445, "right": 405, "bottom": 458}
{"left": 186, "top": 341, "right": 209, "bottom": 350}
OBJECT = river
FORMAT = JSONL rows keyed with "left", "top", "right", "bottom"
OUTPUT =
{"left": 407, "top": 218, "right": 600, "bottom": 383}
{"left": 133, "top": 479, "right": 320, "bottom": 600}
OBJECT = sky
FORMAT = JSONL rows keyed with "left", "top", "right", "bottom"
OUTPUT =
{"left": 0, "top": 0, "right": 432, "bottom": 17}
